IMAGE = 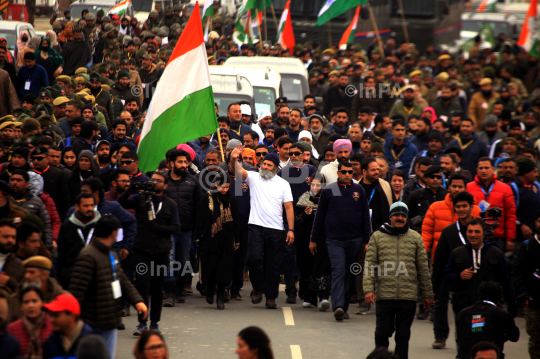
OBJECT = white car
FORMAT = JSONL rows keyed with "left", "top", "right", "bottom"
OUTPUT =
{"left": 0, "top": 21, "right": 37, "bottom": 56}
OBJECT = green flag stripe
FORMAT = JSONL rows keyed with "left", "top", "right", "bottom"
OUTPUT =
{"left": 316, "top": 0, "right": 367, "bottom": 27}
{"left": 138, "top": 87, "right": 218, "bottom": 172}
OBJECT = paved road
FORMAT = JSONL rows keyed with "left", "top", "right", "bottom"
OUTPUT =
{"left": 115, "top": 277, "right": 528, "bottom": 359}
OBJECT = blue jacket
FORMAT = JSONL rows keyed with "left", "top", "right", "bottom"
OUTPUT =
{"left": 0, "top": 326, "right": 20, "bottom": 359}
{"left": 384, "top": 136, "right": 418, "bottom": 179}
{"left": 229, "top": 121, "right": 251, "bottom": 141}
{"left": 187, "top": 139, "right": 215, "bottom": 170}
{"left": 43, "top": 322, "right": 100, "bottom": 359}
{"left": 58, "top": 119, "right": 73, "bottom": 138}
{"left": 311, "top": 181, "right": 371, "bottom": 243}
{"left": 510, "top": 178, "right": 540, "bottom": 236}
{"left": 16, "top": 64, "right": 49, "bottom": 100}
{"left": 447, "top": 133, "right": 488, "bottom": 177}
{"left": 66, "top": 190, "right": 137, "bottom": 251}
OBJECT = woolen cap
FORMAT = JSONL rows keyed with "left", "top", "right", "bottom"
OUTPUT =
{"left": 517, "top": 158, "right": 537, "bottom": 176}
{"left": 263, "top": 152, "right": 280, "bottom": 168}
{"left": 389, "top": 201, "right": 409, "bottom": 218}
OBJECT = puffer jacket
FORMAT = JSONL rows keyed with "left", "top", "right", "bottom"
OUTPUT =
{"left": 11, "top": 191, "right": 53, "bottom": 250}
{"left": 164, "top": 171, "right": 202, "bottom": 232}
{"left": 422, "top": 193, "right": 482, "bottom": 261}
{"left": 39, "top": 192, "right": 61, "bottom": 241}
{"left": 69, "top": 238, "right": 143, "bottom": 331}
{"left": 364, "top": 225, "right": 433, "bottom": 301}
{"left": 467, "top": 174, "right": 516, "bottom": 241}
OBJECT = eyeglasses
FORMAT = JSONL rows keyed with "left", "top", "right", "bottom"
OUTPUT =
{"left": 152, "top": 178, "right": 164, "bottom": 183}
{"left": 255, "top": 152, "right": 268, "bottom": 157}
{"left": 288, "top": 151, "right": 302, "bottom": 157}
{"left": 429, "top": 175, "right": 443, "bottom": 180}
{"left": 144, "top": 344, "right": 166, "bottom": 352}
{"left": 32, "top": 157, "right": 46, "bottom": 162}
{"left": 339, "top": 170, "right": 353, "bottom": 174}
{"left": 120, "top": 160, "right": 135, "bottom": 165}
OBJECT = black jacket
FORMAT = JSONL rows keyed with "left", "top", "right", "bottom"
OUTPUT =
{"left": 444, "top": 242, "right": 516, "bottom": 309}
{"left": 406, "top": 187, "right": 448, "bottom": 232}
{"left": 60, "top": 39, "right": 92, "bottom": 76}
{"left": 118, "top": 192, "right": 181, "bottom": 255}
{"left": 401, "top": 177, "right": 424, "bottom": 203}
{"left": 35, "top": 165, "right": 71, "bottom": 221}
{"left": 163, "top": 171, "right": 202, "bottom": 232}
{"left": 324, "top": 85, "right": 353, "bottom": 116}
{"left": 350, "top": 90, "right": 385, "bottom": 121}
{"left": 456, "top": 301, "right": 519, "bottom": 359}
{"left": 432, "top": 220, "right": 468, "bottom": 297}
{"left": 514, "top": 236, "right": 540, "bottom": 308}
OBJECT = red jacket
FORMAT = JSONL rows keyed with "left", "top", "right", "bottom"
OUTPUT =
{"left": 422, "top": 193, "right": 482, "bottom": 261}
{"left": 467, "top": 174, "right": 516, "bottom": 241}
{"left": 39, "top": 192, "right": 60, "bottom": 241}
{"left": 8, "top": 314, "right": 54, "bottom": 357}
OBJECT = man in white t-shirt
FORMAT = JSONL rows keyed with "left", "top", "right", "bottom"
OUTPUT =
{"left": 230, "top": 145, "right": 295, "bottom": 309}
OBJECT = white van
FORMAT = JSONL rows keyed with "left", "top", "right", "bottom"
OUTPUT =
{"left": 210, "top": 74, "right": 254, "bottom": 115}
{"left": 461, "top": 12, "right": 522, "bottom": 41}
{"left": 223, "top": 57, "right": 309, "bottom": 110}
{"left": 209, "top": 66, "right": 281, "bottom": 114}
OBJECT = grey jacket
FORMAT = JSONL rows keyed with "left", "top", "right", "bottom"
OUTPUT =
{"left": 12, "top": 191, "right": 53, "bottom": 250}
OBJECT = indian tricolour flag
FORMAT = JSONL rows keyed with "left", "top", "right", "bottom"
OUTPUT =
{"left": 276, "top": 0, "right": 295, "bottom": 54}
{"left": 517, "top": 0, "right": 540, "bottom": 58}
{"left": 477, "top": 0, "right": 496, "bottom": 12}
{"left": 316, "top": 0, "right": 367, "bottom": 27}
{"left": 339, "top": 5, "right": 360, "bottom": 47}
{"left": 108, "top": 0, "right": 131, "bottom": 16}
{"left": 138, "top": 2, "right": 218, "bottom": 172}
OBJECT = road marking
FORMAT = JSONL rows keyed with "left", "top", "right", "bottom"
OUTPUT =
{"left": 290, "top": 345, "right": 302, "bottom": 359}
{"left": 283, "top": 307, "right": 295, "bottom": 325}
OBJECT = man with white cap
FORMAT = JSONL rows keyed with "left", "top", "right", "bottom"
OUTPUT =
{"left": 252, "top": 109, "right": 272, "bottom": 141}
{"left": 365, "top": 202, "right": 433, "bottom": 359}
{"left": 240, "top": 104, "right": 252, "bottom": 125}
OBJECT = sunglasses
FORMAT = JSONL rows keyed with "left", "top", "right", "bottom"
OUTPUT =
{"left": 32, "top": 157, "right": 46, "bottom": 162}
{"left": 288, "top": 151, "right": 302, "bottom": 157}
{"left": 339, "top": 170, "right": 353, "bottom": 174}
{"left": 255, "top": 152, "right": 268, "bottom": 157}
{"left": 121, "top": 160, "right": 135, "bottom": 165}
{"left": 428, "top": 175, "right": 443, "bottom": 180}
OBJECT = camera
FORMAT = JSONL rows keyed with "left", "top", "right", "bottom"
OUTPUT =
{"left": 480, "top": 207, "right": 501, "bottom": 242}
{"left": 132, "top": 181, "right": 156, "bottom": 194}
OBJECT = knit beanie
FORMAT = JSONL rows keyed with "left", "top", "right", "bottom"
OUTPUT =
{"left": 389, "top": 202, "right": 409, "bottom": 218}
{"left": 11, "top": 145, "right": 30, "bottom": 159}
{"left": 263, "top": 152, "right": 280, "bottom": 168}
{"left": 298, "top": 141, "right": 312, "bottom": 154}
{"left": 503, "top": 137, "right": 519, "bottom": 147}
{"left": 370, "top": 138, "right": 385, "bottom": 153}
{"left": 79, "top": 150, "right": 95, "bottom": 162}
{"left": 428, "top": 130, "right": 444, "bottom": 144}
{"left": 333, "top": 139, "right": 352, "bottom": 155}
{"left": 298, "top": 130, "right": 312, "bottom": 142}
{"left": 274, "top": 127, "right": 287, "bottom": 140}
{"left": 517, "top": 158, "right": 537, "bottom": 176}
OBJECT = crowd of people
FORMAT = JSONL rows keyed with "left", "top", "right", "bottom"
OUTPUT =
{"left": 0, "top": 1, "right": 539, "bottom": 359}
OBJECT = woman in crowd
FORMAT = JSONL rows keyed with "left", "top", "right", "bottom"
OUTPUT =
{"left": 34, "top": 37, "right": 64, "bottom": 85}
{"left": 390, "top": 169, "right": 406, "bottom": 202}
{"left": 295, "top": 173, "right": 331, "bottom": 310}
{"left": 61, "top": 146, "right": 77, "bottom": 171}
{"left": 8, "top": 286, "right": 54, "bottom": 359}
{"left": 15, "top": 30, "right": 30, "bottom": 64}
{"left": 17, "top": 37, "right": 41, "bottom": 68}
{"left": 45, "top": 30, "right": 62, "bottom": 53}
{"left": 133, "top": 330, "right": 169, "bottom": 359}
{"left": 69, "top": 150, "right": 99, "bottom": 204}
{"left": 196, "top": 171, "right": 239, "bottom": 310}
{"left": 58, "top": 23, "right": 75, "bottom": 47}
{"left": 236, "top": 326, "right": 274, "bottom": 359}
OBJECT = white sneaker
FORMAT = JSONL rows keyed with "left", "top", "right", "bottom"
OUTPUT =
{"left": 303, "top": 302, "right": 314, "bottom": 308}
{"left": 319, "top": 299, "right": 330, "bottom": 312}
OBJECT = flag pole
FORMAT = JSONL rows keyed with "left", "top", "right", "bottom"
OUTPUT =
{"left": 328, "top": 22, "right": 332, "bottom": 48}
{"left": 216, "top": 128, "right": 226, "bottom": 162}
{"left": 367, "top": 3, "right": 385, "bottom": 61}
{"left": 396, "top": 0, "right": 410, "bottom": 44}
{"left": 263, "top": 0, "right": 268, "bottom": 42}
{"left": 270, "top": 4, "right": 278, "bottom": 29}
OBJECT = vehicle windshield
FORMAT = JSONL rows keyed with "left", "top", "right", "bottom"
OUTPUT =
{"left": 70, "top": 4, "right": 112, "bottom": 18}
{"left": 0, "top": 31, "right": 17, "bottom": 50}
{"left": 462, "top": 20, "right": 510, "bottom": 36}
{"left": 253, "top": 87, "right": 276, "bottom": 113}
{"left": 281, "top": 75, "right": 304, "bottom": 102}
{"left": 214, "top": 94, "right": 253, "bottom": 115}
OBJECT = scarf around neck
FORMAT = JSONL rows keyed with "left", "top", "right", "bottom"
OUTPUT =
{"left": 22, "top": 313, "right": 45, "bottom": 359}
{"left": 376, "top": 222, "right": 410, "bottom": 236}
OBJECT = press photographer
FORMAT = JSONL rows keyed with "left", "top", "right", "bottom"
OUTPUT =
{"left": 118, "top": 172, "right": 181, "bottom": 334}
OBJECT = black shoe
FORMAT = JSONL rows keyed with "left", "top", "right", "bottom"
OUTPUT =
{"left": 217, "top": 294, "right": 225, "bottom": 310}
{"left": 286, "top": 293, "right": 296, "bottom": 304}
{"left": 118, "top": 322, "right": 125, "bottom": 330}
{"left": 206, "top": 294, "right": 214, "bottom": 305}
{"left": 163, "top": 293, "right": 175, "bottom": 307}
{"left": 176, "top": 289, "right": 186, "bottom": 303}
{"left": 252, "top": 290, "right": 263, "bottom": 304}
{"left": 265, "top": 299, "right": 277, "bottom": 309}
{"left": 122, "top": 306, "right": 130, "bottom": 317}
{"left": 222, "top": 289, "right": 230, "bottom": 303}
{"left": 334, "top": 308, "right": 345, "bottom": 321}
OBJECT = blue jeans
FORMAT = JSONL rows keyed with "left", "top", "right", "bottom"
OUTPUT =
{"left": 101, "top": 328, "right": 117, "bottom": 359}
{"left": 326, "top": 239, "right": 363, "bottom": 312}
{"left": 166, "top": 231, "right": 193, "bottom": 290}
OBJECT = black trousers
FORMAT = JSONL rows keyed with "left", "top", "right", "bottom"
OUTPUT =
{"left": 133, "top": 251, "right": 168, "bottom": 324}
{"left": 229, "top": 227, "right": 248, "bottom": 296}
{"left": 375, "top": 300, "right": 417, "bottom": 359}
{"left": 247, "top": 224, "right": 285, "bottom": 300}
